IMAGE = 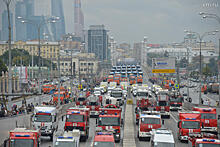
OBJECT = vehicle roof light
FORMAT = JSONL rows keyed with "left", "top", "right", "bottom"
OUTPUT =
{"left": 15, "top": 135, "right": 30, "bottom": 137}
{"left": 71, "top": 111, "right": 80, "bottom": 114}
{"left": 185, "top": 118, "right": 196, "bottom": 120}
{"left": 97, "top": 132, "right": 112, "bottom": 135}
{"left": 202, "top": 109, "right": 211, "bottom": 112}
{"left": 58, "top": 136, "right": 64, "bottom": 139}
{"left": 115, "top": 113, "right": 117, "bottom": 115}
{"left": 202, "top": 139, "right": 215, "bottom": 142}
{"left": 38, "top": 111, "right": 51, "bottom": 113}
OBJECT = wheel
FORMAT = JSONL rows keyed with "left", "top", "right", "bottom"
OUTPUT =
{"left": 50, "top": 135, "right": 53, "bottom": 141}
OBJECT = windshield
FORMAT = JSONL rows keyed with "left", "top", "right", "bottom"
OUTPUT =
{"left": 35, "top": 114, "right": 52, "bottom": 122}
{"left": 197, "top": 144, "right": 220, "bottom": 147}
{"left": 170, "top": 98, "right": 182, "bottom": 103}
{"left": 98, "top": 117, "right": 120, "bottom": 126}
{"left": 111, "top": 92, "right": 122, "bottom": 97}
{"left": 55, "top": 141, "right": 76, "bottom": 147}
{"left": 137, "top": 92, "right": 148, "bottom": 96}
{"left": 201, "top": 113, "right": 216, "bottom": 119}
{"left": 158, "top": 101, "right": 168, "bottom": 106}
{"left": 54, "top": 94, "right": 64, "bottom": 97}
{"left": 154, "top": 142, "right": 175, "bottom": 147}
{"left": 43, "top": 86, "right": 50, "bottom": 88}
{"left": 182, "top": 121, "right": 200, "bottom": 129}
{"left": 141, "top": 118, "right": 160, "bottom": 124}
{"left": 94, "top": 142, "right": 115, "bottom": 147}
{"left": 66, "top": 114, "right": 84, "bottom": 122}
{"left": 78, "top": 97, "right": 86, "bottom": 101}
{"left": 89, "top": 102, "right": 98, "bottom": 106}
{"left": 10, "top": 139, "right": 34, "bottom": 147}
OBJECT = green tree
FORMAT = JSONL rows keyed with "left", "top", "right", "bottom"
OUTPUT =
{"left": 0, "top": 58, "right": 8, "bottom": 76}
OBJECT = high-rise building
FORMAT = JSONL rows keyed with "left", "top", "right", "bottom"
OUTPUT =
{"left": 87, "top": 25, "right": 109, "bottom": 61}
{"left": 34, "top": 0, "right": 51, "bottom": 16}
{"left": 74, "top": 0, "right": 84, "bottom": 40}
{"left": 1, "top": 10, "right": 13, "bottom": 41}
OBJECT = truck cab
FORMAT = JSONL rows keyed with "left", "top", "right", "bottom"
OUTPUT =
{"left": 97, "top": 108, "right": 122, "bottom": 142}
{"left": 54, "top": 130, "right": 80, "bottom": 147}
{"left": 32, "top": 106, "right": 57, "bottom": 141}
{"left": 150, "top": 129, "right": 175, "bottom": 147}
{"left": 178, "top": 111, "right": 202, "bottom": 142}
{"left": 129, "top": 75, "right": 136, "bottom": 85}
{"left": 87, "top": 95, "right": 101, "bottom": 117}
{"left": 6, "top": 128, "right": 40, "bottom": 147}
{"left": 53, "top": 91, "right": 69, "bottom": 104}
{"left": 191, "top": 138, "right": 220, "bottom": 147}
{"left": 76, "top": 93, "right": 87, "bottom": 106}
{"left": 156, "top": 90, "right": 170, "bottom": 118}
{"left": 193, "top": 107, "right": 217, "bottom": 134}
{"left": 64, "top": 107, "right": 90, "bottom": 141}
{"left": 138, "top": 112, "right": 162, "bottom": 141}
{"left": 137, "top": 75, "right": 143, "bottom": 84}
{"left": 92, "top": 131, "right": 115, "bottom": 147}
{"left": 110, "top": 88, "right": 124, "bottom": 106}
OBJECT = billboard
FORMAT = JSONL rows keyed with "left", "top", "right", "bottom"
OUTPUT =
{"left": 152, "top": 58, "right": 175, "bottom": 73}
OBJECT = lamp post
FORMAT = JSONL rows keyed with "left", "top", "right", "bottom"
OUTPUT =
{"left": 17, "top": 16, "right": 59, "bottom": 95}
{"left": 199, "top": 12, "right": 220, "bottom": 107}
{"left": 184, "top": 29, "right": 219, "bottom": 104}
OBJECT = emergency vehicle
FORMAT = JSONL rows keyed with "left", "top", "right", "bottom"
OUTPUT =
{"left": 137, "top": 75, "right": 143, "bottom": 84}
{"left": 113, "top": 74, "right": 121, "bottom": 85}
{"left": 178, "top": 111, "right": 202, "bottom": 142}
{"left": 76, "top": 93, "right": 88, "bottom": 106}
{"left": 110, "top": 88, "right": 124, "bottom": 106}
{"left": 137, "top": 111, "right": 162, "bottom": 141}
{"left": 188, "top": 138, "right": 220, "bottom": 147}
{"left": 103, "top": 95, "right": 119, "bottom": 107}
{"left": 42, "top": 84, "right": 56, "bottom": 94}
{"left": 64, "top": 107, "right": 90, "bottom": 141}
{"left": 5, "top": 128, "right": 40, "bottom": 147}
{"left": 169, "top": 91, "right": 183, "bottom": 111}
{"left": 97, "top": 108, "right": 122, "bottom": 142}
{"left": 92, "top": 129, "right": 115, "bottom": 147}
{"left": 129, "top": 75, "right": 136, "bottom": 85}
{"left": 193, "top": 107, "right": 218, "bottom": 134}
{"left": 32, "top": 106, "right": 57, "bottom": 141}
{"left": 107, "top": 75, "right": 114, "bottom": 83}
{"left": 87, "top": 95, "right": 101, "bottom": 117}
{"left": 150, "top": 129, "right": 175, "bottom": 147}
{"left": 53, "top": 91, "right": 70, "bottom": 104}
{"left": 54, "top": 130, "right": 80, "bottom": 147}
{"left": 156, "top": 90, "right": 170, "bottom": 118}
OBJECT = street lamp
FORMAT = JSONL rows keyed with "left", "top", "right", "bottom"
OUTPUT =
{"left": 184, "top": 29, "right": 219, "bottom": 104}
{"left": 199, "top": 12, "right": 220, "bottom": 107}
{"left": 17, "top": 16, "right": 59, "bottom": 95}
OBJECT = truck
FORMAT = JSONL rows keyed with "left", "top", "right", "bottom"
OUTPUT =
{"left": 113, "top": 74, "right": 121, "bottom": 85}
{"left": 103, "top": 95, "right": 119, "bottom": 107}
{"left": 5, "top": 128, "right": 40, "bottom": 147}
{"left": 156, "top": 90, "right": 170, "bottom": 118}
{"left": 32, "top": 106, "right": 57, "bottom": 141}
{"left": 53, "top": 91, "right": 70, "bottom": 104}
{"left": 169, "top": 91, "right": 183, "bottom": 111}
{"left": 76, "top": 93, "right": 88, "bottom": 106}
{"left": 42, "top": 84, "right": 56, "bottom": 94}
{"left": 64, "top": 106, "right": 90, "bottom": 141}
{"left": 178, "top": 111, "right": 202, "bottom": 142}
{"left": 97, "top": 108, "right": 122, "bottom": 142}
{"left": 91, "top": 130, "right": 115, "bottom": 147}
{"left": 188, "top": 138, "right": 220, "bottom": 147}
{"left": 137, "top": 75, "right": 143, "bottom": 84}
{"left": 110, "top": 88, "right": 124, "bottom": 106}
{"left": 137, "top": 111, "right": 162, "bottom": 141}
{"left": 150, "top": 129, "right": 175, "bottom": 147}
{"left": 107, "top": 75, "right": 114, "bottom": 83}
{"left": 193, "top": 107, "right": 218, "bottom": 134}
{"left": 54, "top": 130, "right": 80, "bottom": 147}
{"left": 129, "top": 75, "right": 136, "bottom": 85}
{"left": 87, "top": 95, "right": 101, "bottom": 117}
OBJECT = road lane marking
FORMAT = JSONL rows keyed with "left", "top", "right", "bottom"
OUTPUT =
{"left": 170, "top": 113, "right": 178, "bottom": 123}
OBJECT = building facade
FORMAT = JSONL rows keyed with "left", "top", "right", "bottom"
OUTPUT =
{"left": 74, "top": 0, "right": 84, "bottom": 39}
{"left": 1, "top": 10, "right": 13, "bottom": 41}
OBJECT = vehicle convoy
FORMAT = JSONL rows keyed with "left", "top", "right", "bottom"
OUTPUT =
{"left": 137, "top": 111, "right": 162, "bottom": 141}
{"left": 178, "top": 111, "right": 202, "bottom": 142}
{"left": 97, "top": 108, "right": 122, "bottom": 142}
{"left": 188, "top": 138, "right": 220, "bottom": 147}
{"left": 87, "top": 95, "right": 101, "bottom": 117}
{"left": 54, "top": 130, "right": 80, "bottom": 147}
{"left": 32, "top": 106, "right": 57, "bottom": 141}
{"left": 92, "top": 130, "right": 115, "bottom": 147}
{"left": 150, "top": 129, "right": 175, "bottom": 147}
{"left": 5, "top": 128, "right": 40, "bottom": 147}
{"left": 156, "top": 90, "right": 170, "bottom": 118}
{"left": 193, "top": 107, "right": 218, "bottom": 134}
{"left": 64, "top": 107, "right": 90, "bottom": 141}
{"left": 110, "top": 88, "right": 124, "bottom": 106}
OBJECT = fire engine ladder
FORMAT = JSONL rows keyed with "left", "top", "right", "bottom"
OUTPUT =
{"left": 123, "top": 101, "right": 136, "bottom": 147}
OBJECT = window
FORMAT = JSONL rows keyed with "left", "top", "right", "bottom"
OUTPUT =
{"left": 81, "top": 63, "right": 83, "bottom": 66}
{"left": 65, "top": 63, "right": 68, "bottom": 66}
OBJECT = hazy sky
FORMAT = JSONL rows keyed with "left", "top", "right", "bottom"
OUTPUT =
{"left": 63, "top": 0, "right": 220, "bottom": 44}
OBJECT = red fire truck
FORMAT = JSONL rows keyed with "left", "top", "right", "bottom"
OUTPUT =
{"left": 87, "top": 95, "right": 101, "bottom": 117}
{"left": 193, "top": 107, "right": 218, "bottom": 134}
{"left": 76, "top": 93, "right": 88, "bottom": 106}
{"left": 188, "top": 138, "right": 220, "bottom": 147}
{"left": 178, "top": 111, "right": 202, "bottom": 142}
{"left": 97, "top": 108, "right": 122, "bottom": 143}
{"left": 137, "top": 111, "right": 162, "bottom": 141}
{"left": 5, "top": 128, "right": 40, "bottom": 147}
{"left": 156, "top": 90, "right": 170, "bottom": 118}
{"left": 92, "top": 130, "right": 115, "bottom": 147}
{"left": 64, "top": 107, "right": 90, "bottom": 141}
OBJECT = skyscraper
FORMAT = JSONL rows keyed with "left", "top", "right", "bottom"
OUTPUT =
{"left": 87, "top": 25, "right": 109, "bottom": 61}
{"left": 1, "top": 10, "right": 13, "bottom": 41}
{"left": 74, "top": 0, "right": 84, "bottom": 40}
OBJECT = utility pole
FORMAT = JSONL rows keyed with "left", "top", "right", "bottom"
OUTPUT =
{"left": 199, "top": 39, "right": 202, "bottom": 105}
{"left": 37, "top": 26, "right": 41, "bottom": 94}
{"left": 187, "top": 47, "right": 190, "bottom": 101}
{"left": 219, "top": 39, "right": 220, "bottom": 107}
{"left": 58, "top": 46, "right": 61, "bottom": 105}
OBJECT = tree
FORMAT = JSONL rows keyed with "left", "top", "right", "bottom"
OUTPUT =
{"left": 0, "top": 58, "right": 7, "bottom": 76}
{"left": 207, "top": 58, "right": 218, "bottom": 75}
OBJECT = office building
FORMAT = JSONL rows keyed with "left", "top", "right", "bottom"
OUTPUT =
{"left": 1, "top": 10, "right": 13, "bottom": 41}
{"left": 74, "top": 0, "right": 84, "bottom": 39}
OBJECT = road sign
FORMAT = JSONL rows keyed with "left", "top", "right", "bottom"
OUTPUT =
{"left": 152, "top": 58, "right": 176, "bottom": 73}
{"left": 175, "top": 84, "right": 179, "bottom": 89}
{"left": 78, "top": 84, "right": 82, "bottom": 89}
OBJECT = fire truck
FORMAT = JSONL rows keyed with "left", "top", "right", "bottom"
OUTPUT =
{"left": 107, "top": 75, "right": 114, "bottom": 83}
{"left": 53, "top": 91, "right": 70, "bottom": 104}
{"left": 76, "top": 93, "right": 88, "bottom": 106}
{"left": 156, "top": 90, "right": 170, "bottom": 118}
{"left": 113, "top": 74, "right": 120, "bottom": 85}
{"left": 169, "top": 91, "right": 183, "bottom": 111}
{"left": 188, "top": 138, "right": 220, "bottom": 147}
{"left": 110, "top": 88, "right": 124, "bottom": 106}
{"left": 103, "top": 95, "right": 119, "bottom": 107}
{"left": 64, "top": 107, "right": 90, "bottom": 141}
{"left": 193, "top": 107, "right": 218, "bottom": 134}
{"left": 91, "top": 129, "right": 115, "bottom": 147}
{"left": 97, "top": 108, "right": 122, "bottom": 142}
{"left": 129, "top": 75, "right": 136, "bottom": 85}
{"left": 32, "top": 106, "right": 57, "bottom": 141}
{"left": 87, "top": 95, "right": 101, "bottom": 117}
{"left": 178, "top": 111, "right": 202, "bottom": 142}
{"left": 137, "top": 111, "right": 162, "bottom": 141}
{"left": 5, "top": 128, "right": 40, "bottom": 147}
{"left": 42, "top": 84, "right": 56, "bottom": 94}
{"left": 137, "top": 75, "right": 143, "bottom": 84}
{"left": 54, "top": 130, "right": 80, "bottom": 147}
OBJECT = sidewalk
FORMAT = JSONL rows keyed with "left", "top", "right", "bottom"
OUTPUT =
{"left": 123, "top": 100, "right": 136, "bottom": 147}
